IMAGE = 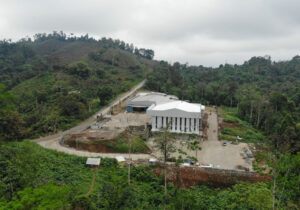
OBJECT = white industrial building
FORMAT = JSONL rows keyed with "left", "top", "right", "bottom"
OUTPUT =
{"left": 147, "top": 101, "right": 205, "bottom": 135}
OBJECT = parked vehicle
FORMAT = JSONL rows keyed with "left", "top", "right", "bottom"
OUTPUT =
{"left": 183, "top": 158, "right": 194, "bottom": 165}
{"left": 200, "top": 164, "right": 213, "bottom": 168}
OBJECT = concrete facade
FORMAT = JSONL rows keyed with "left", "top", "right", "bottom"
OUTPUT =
{"left": 147, "top": 101, "right": 205, "bottom": 135}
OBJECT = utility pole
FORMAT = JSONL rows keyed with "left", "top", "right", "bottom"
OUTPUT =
{"left": 128, "top": 136, "right": 132, "bottom": 186}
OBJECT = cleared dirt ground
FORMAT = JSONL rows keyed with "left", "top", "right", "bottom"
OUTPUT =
{"left": 198, "top": 111, "right": 252, "bottom": 170}
{"left": 147, "top": 109, "right": 253, "bottom": 170}
{"left": 64, "top": 112, "right": 151, "bottom": 143}
{"left": 103, "top": 112, "right": 151, "bottom": 129}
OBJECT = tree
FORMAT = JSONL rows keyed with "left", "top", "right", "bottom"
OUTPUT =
{"left": 0, "top": 84, "right": 25, "bottom": 141}
{"left": 58, "top": 94, "right": 88, "bottom": 118}
{"left": 227, "top": 182, "right": 273, "bottom": 210}
{"left": 0, "top": 184, "right": 70, "bottom": 210}
{"left": 67, "top": 62, "right": 90, "bottom": 79}
{"left": 97, "top": 86, "right": 113, "bottom": 105}
{"left": 153, "top": 125, "right": 176, "bottom": 206}
{"left": 0, "top": 111, "right": 25, "bottom": 141}
{"left": 266, "top": 151, "right": 300, "bottom": 209}
{"left": 128, "top": 136, "right": 133, "bottom": 187}
{"left": 187, "top": 140, "right": 202, "bottom": 162}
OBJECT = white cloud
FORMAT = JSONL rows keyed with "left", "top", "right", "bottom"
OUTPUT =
{"left": 0, "top": 0, "right": 299, "bottom": 66}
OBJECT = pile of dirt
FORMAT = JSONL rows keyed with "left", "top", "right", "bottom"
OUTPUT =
{"left": 219, "top": 121, "right": 243, "bottom": 131}
{"left": 64, "top": 130, "right": 151, "bottom": 154}
{"left": 65, "top": 139, "right": 115, "bottom": 153}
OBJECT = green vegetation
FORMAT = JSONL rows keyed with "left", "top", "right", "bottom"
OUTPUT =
{"left": 0, "top": 84, "right": 25, "bottom": 141}
{"left": 145, "top": 57, "right": 300, "bottom": 152}
{"left": 219, "top": 106, "right": 266, "bottom": 143}
{"left": 0, "top": 184, "right": 70, "bottom": 210}
{"left": 0, "top": 140, "right": 285, "bottom": 209}
{"left": 0, "top": 33, "right": 299, "bottom": 209}
{"left": 0, "top": 32, "right": 156, "bottom": 140}
{"left": 0, "top": 141, "right": 93, "bottom": 194}
{"left": 145, "top": 56, "right": 300, "bottom": 208}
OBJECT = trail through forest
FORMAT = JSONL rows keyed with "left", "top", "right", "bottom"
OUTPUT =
{"left": 87, "top": 169, "right": 97, "bottom": 195}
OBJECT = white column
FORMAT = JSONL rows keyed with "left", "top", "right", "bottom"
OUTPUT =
{"left": 186, "top": 118, "right": 190, "bottom": 133}
{"left": 181, "top": 117, "right": 185, "bottom": 132}
{"left": 157, "top": 116, "right": 162, "bottom": 129}
{"left": 195, "top": 118, "right": 199, "bottom": 133}
{"left": 167, "top": 117, "right": 170, "bottom": 129}
{"left": 177, "top": 117, "right": 180, "bottom": 133}
{"left": 162, "top": 117, "right": 166, "bottom": 128}
{"left": 152, "top": 116, "right": 156, "bottom": 131}
{"left": 191, "top": 118, "right": 195, "bottom": 133}
{"left": 172, "top": 117, "right": 176, "bottom": 132}
{"left": 167, "top": 117, "right": 170, "bottom": 130}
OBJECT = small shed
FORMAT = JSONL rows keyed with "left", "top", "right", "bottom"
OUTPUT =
{"left": 86, "top": 158, "right": 101, "bottom": 168}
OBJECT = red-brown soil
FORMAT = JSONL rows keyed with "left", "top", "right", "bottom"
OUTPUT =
{"left": 153, "top": 165, "right": 271, "bottom": 188}
{"left": 65, "top": 139, "right": 115, "bottom": 153}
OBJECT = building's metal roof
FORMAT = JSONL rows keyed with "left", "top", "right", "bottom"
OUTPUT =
{"left": 147, "top": 101, "right": 205, "bottom": 118}
{"left": 86, "top": 158, "right": 101, "bottom": 165}
{"left": 150, "top": 101, "right": 202, "bottom": 112}
{"left": 127, "top": 92, "right": 178, "bottom": 108}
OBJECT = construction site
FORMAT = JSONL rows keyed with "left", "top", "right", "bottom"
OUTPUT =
{"left": 62, "top": 91, "right": 255, "bottom": 172}
{"left": 63, "top": 101, "right": 151, "bottom": 153}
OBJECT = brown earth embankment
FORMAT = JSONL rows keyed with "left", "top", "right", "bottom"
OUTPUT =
{"left": 153, "top": 165, "right": 271, "bottom": 188}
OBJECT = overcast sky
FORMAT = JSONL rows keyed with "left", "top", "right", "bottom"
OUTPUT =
{"left": 0, "top": 0, "right": 300, "bottom": 66}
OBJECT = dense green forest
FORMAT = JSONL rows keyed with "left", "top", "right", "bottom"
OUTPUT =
{"left": 0, "top": 33, "right": 299, "bottom": 209}
{"left": 145, "top": 57, "right": 300, "bottom": 153}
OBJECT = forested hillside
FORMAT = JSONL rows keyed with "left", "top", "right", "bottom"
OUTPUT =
{"left": 0, "top": 32, "right": 156, "bottom": 140}
{"left": 145, "top": 57, "right": 300, "bottom": 152}
{"left": 0, "top": 33, "right": 299, "bottom": 209}
{"left": 143, "top": 56, "right": 300, "bottom": 208}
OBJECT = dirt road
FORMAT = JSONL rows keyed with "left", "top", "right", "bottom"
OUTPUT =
{"left": 197, "top": 110, "right": 252, "bottom": 170}
{"left": 33, "top": 79, "right": 153, "bottom": 160}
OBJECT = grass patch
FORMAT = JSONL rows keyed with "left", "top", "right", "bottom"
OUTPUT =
{"left": 219, "top": 106, "right": 266, "bottom": 143}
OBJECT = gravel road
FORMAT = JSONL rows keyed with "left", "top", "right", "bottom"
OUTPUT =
{"left": 197, "top": 110, "right": 252, "bottom": 170}
{"left": 32, "top": 80, "right": 153, "bottom": 160}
